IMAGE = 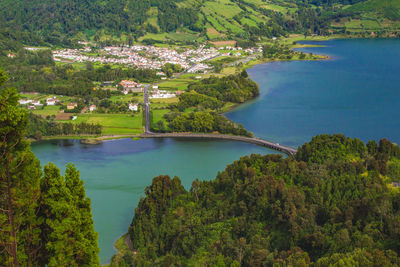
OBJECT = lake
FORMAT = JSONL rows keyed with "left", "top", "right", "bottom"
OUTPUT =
{"left": 32, "top": 39, "right": 400, "bottom": 263}
{"left": 227, "top": 39, "right": 400, "bottom": 146}
{"left": 31, "top": 138, "right": 271, "bottom": 263}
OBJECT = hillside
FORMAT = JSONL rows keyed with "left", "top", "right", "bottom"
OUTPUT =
{"left": 110, "top": 134, "right": 400, "bottom": 266}
{"left": 1, "top": 0, "right": 400, "bottom": 46}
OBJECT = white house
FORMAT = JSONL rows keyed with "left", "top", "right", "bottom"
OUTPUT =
{"left": 89, "top": 105, "right": 97, "bottom": 112}
{"left": 19, "top": 99, "right": 32, "bottom": 105}
{"left": 31, "top": 100, "right": 42, "bottom": 106}
{"left": 152, "top": 85, "right": 159, "bottom": 89}
{"left": 46, "top": 97, "right": 58, "bottom": 106}
{"left": 128, "top": 103, "right": 138, "bottom": 111}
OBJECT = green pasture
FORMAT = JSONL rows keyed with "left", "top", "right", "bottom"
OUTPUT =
{"left": 72, "top": 113, "right": 143, "bottom": 135}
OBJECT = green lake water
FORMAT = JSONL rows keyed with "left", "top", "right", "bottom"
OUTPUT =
{"left": 31, "top": 138, "right": 273, "bottom": 263}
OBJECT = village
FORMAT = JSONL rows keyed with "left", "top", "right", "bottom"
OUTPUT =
{"left": 52, "top": 43, "right": 261, "bottom": 71}
{"left": 18, "top": 41, "right": 264, "bottom": 135}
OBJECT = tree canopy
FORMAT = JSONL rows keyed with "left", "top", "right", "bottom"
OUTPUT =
{"left": 111, "top": 134, "right": 400, "bottom": 266}
{"left": 0, "top": 69, "right": 99, "bottom": 266}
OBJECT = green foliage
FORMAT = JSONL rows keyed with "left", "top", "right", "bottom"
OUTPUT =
{"left": 176, "top": 91, "right": 224, "bottom": 111}
{"left": 39, "top": 163, "right": 99, "bottom": 266}
{"left": 2, "top": 50, "right": 157, "bottom": 97}
{"left": 27, "top": 113, "right": 102, "bottom": 139}
{"left": 0, "top": 69, "right": 99, "bottom": 265}
{"left": 122, "top": 134, "right": 400, "bottom": 266}
{"left": 187, "top": 73, "right": 259, "bottom": 104}
{"left": 0, "top": 74, "right": 43, "bottom": 266}
{"left": 0, "top": 0, "right": 398, "bottom": 46}
{"left": 156, "top": 111, "right": 253, "bottom": 137}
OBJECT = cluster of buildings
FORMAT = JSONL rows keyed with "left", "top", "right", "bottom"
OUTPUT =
{"left": 18, "top": 99, "right": 43, "bottom": 109}
{"left": 150, "top": 89, "right": 182, "bottom": 99}
{"left": 120, "top": 80, "right": 143, "bottom": 94}
{"left": 52, "top": 44, "right": 221, "bottom": 71}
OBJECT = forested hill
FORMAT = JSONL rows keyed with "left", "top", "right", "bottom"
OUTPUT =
{"left": 111, "top": 134, "right": 400, "bottom": 266}
{"left": 1, "top": 0, "right": 399, "bottom": 46}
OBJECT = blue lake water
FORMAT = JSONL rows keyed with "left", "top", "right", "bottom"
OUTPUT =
{"left": 227, "top": 39, "right": 400, "bottom": 146}
{"left": 31, "top": 39, "right": 400, "bottom": 263}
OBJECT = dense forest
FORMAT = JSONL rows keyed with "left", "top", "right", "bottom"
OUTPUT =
{"left": 0, "top": 0, "right": 200, "bottom": 46}
{"left": 0, "top": 70, "right": 99, "bottom": 266}
{"left": 187, "top": 71, "right": 259, "bottom": 104}
{"left": 152, "top": 111, "right": 253, "bottom": 137}
{"left": 110, "top": 134, "right": 400, "bottom": 266}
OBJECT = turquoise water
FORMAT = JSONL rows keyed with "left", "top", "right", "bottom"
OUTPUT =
{"left": 31, "top": 138, "right": 271, "bottom": 263}
{"left": 31, "top": 39, "right": 400, "bottom": 263}
{"left": 227, "top": 39, "right": 400, "bottom": 146}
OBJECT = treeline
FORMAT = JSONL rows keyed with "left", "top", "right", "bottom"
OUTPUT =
{"left": 175, "top": 92, "right": 224, "bottom": 112}
{"left": 0, "top": 77, "right": 99, "bottom": 266}
{"left": 262, "top": 42, "right": 311, "bottom": 60}
{"left": 111, "top": 134, "right": 400, "bottom": 266}
{"left": 187, "top": 71, "right": 259, "bottom": 104}
{"left": 2, "top": 49, "right": 157, "bottom": 97}
{"left": 152, "top": 111, "right": 253, "bottom": 137}
{"left": 27, "top": 113, "right": 102, "bottom": 139}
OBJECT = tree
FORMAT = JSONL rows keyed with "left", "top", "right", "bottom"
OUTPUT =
{"left": 39, "top": 163, "right": 100, "bottom": 266}
{"left": 64, "top": 164, "right": 99, "bottom": 266}
{"left": 0, "top": 70, "right": 43, "bottom": 267}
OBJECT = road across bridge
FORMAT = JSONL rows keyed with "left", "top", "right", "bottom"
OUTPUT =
{"left": 139, "top": 133, "right": 298, "bottom": 156}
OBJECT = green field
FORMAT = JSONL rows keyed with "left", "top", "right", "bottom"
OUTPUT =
{"left": 152, "top": 109, "right": 170, "bottom": 123}
{"left": 32, "top": 105, "right": 61, "bottom": 117}
{"left": 109, "top": 94, "right": 143, "bottom": 103}
{"left": 72, "top": 113, "right": 143, "bottom": 135}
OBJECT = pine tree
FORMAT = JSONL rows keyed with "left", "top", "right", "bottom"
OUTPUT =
{"left": 65, "top": 164, "right": 100, "bottom": 266}
{"left": 39, "top": 163, "right": 76, "bottom": 266}
{"left": 39, "top": 163, "right": 100, "bottom": 266}
{"left": 0, "top": 69, "right": 42, "bottom": 267}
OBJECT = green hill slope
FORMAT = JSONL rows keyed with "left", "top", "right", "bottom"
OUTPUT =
{"left": 0, "top": 0, "right": 399, "bottom": 46}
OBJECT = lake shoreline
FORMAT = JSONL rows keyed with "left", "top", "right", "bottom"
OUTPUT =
{"left": 29, "top": 40, "right": 331, "bottom": 144}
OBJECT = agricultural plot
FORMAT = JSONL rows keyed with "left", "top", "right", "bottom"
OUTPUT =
{"left": 206, "top": 26, "right": 225, "bottom": 39}
{"left": 109, "top": 94, "right": 143, "bottom": 103}
{"left": 32, "top": 106, "right": 61, "bottom": 117}
{"left": 152, "top": 109, "right": 170, "bottom": 123}
{"left": 204, "top": 1, "right": 243, "bottom": 19}
{"left": 72, "top": 113, "right": 143, "bottom": 135}
{"left": 206, "top": 16, "right": 227, "bottom": 33}
{"left": 241, "top": 18, "right": 258, "bottom": 27}
{"left": 139, "top": 33, "right": 168, "bottom": 42}
{"left": 167, "top": 32, "right": 199, "bottom": 42}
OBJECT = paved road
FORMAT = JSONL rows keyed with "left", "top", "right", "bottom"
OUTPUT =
{"left": 143, "top": 85, "right": 151, "bottom": 134}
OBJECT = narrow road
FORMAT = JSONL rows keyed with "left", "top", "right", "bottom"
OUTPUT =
{"left": 143, "top": 85, "right": 151, "bottom": 134}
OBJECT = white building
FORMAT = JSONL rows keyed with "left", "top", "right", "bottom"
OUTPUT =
{"left": 31, "top": 100, "right": 42, "bottom": 106}
{"left": 46, "top": 97, "right": 58, "bottom": 106}
{"left": 19, "top": 99, "right": 32, "bottom": 105}
{"left": 89, "top": 105, "right": 97, "bottom": 112}
{"left": 128, "top": 103, "right": 138, "bottom": 111}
